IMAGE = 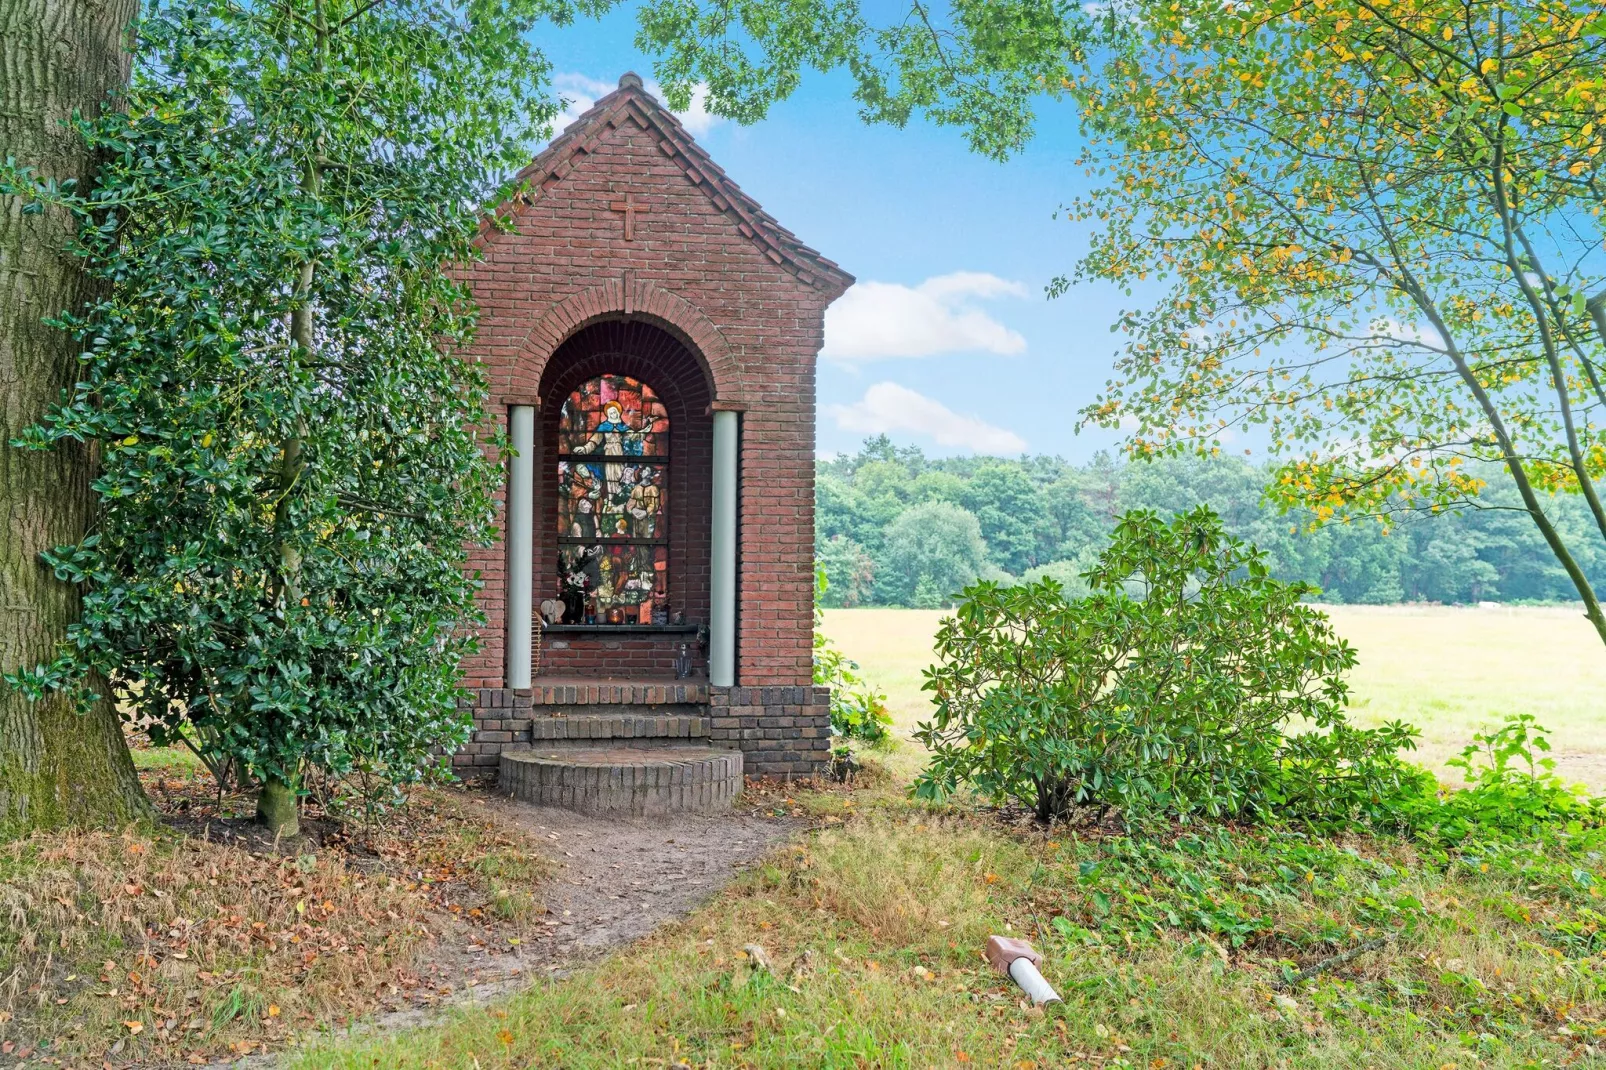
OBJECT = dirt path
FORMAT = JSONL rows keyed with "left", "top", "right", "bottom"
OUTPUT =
{"left": 208, "top": 799, "right": 799, "bottom": 1068}
{"left": 489, "top": 798, "right": 799, "bottom": 960}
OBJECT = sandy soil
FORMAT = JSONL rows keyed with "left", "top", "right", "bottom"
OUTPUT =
{"left": 488, "top": 796, "right": 798, "bottom": 958}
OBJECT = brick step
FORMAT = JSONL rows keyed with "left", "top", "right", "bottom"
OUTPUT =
{"left": 499, "top": 746, "right": 742, "bottom": 816}
{"left": 529, "top": 713, "right": 708, "bottom": 746}
{"left": 527, "top": 680, "right": 710, "bottom": 706}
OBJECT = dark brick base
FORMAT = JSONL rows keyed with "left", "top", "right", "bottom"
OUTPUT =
{"left": 708, "top": 685, "right": 832, "bottom": 778}
{"left": 455, "top": 680, "right": 830, "bottom": 779}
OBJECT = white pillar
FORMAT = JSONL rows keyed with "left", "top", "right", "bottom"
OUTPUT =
{"left": 710, "top": 409, "right": 738, "bottom": 687}
{"left": 506, "top": 405, "right": 536, "bottom": 689}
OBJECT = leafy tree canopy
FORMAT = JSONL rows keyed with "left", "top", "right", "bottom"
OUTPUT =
{"left": 877, "top": 500, "right": 990, "bottom": 607}
{"left": 8, "top": 0, "right": 602, "bottom": 833}
{"left": 632, "top": 0, "right": 1606, "bottom": 646}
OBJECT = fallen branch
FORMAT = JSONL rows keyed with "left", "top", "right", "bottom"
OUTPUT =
{"left": 1273, "top": 934, "right": 1395, "bottom": 990}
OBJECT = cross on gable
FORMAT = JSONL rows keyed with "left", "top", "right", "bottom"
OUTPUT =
{"left": 609, "top": 192, "right": 650, "bottom": 241}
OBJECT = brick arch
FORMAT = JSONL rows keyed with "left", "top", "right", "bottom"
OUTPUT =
{"left": 534, "top": 321, "right": 714, "bottom": 675}
{"left": 515, "top": 279, "right": 747, "bottom": 406}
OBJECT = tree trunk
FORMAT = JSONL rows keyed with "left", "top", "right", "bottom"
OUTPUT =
{"left": 0, "top": 0, "right": 149, "bottom": 833}
{"left": 256, "top": 775, "right": 299, "bottom": 839}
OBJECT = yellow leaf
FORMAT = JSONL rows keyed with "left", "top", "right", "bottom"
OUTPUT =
{"left": 267, "top": 1005, "right": 280, "bottom": 1018}
{"left": 200, "top": 431, "right": 213, "bottom": 447}
{"left": 1442, "top": 25, "right": 1453, "bottom": 40}
{"left": 121, "top": 435, "right": 138, "bottom": 447}
{"left": 498, "top": 1029, "right": 514, "bottom": 1045}
{"left": 1480, "top": 58, "right": 1497, "bottom": 75}
{"left": 123, "top": 1021, "right": 143, "bottom": 1034}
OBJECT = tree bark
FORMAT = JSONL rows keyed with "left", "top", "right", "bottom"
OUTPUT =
{"left": 0, "top": 0, "right": 149, "bottom": 832}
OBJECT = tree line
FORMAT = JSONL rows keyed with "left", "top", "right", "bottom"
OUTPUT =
{"left": 816, "top": 436, "right": 1606, "bottom": 608}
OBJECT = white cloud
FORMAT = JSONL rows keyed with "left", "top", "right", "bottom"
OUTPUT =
{"left": 822, "top": 272, "right": 1029, "bottom": 361}
{"left": 659, "top": 82, "right": 720, "bottom": 137}
{"left": 827, "top": 382, "right": 1027, "bottom": 455}
{"left": 551, "top": 72, "right": 723, "bottom": 140}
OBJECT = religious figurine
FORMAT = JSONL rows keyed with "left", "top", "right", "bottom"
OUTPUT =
{"left": 627, "top": 469, "right": 660, "bottom": 538}
{"left": 561, "top": 584, "right": 585, "bottom": 625}
{"left": 570, "top": 494, "right": 596, "bottom": 538}
{"left": 576, "top": 401, "right": 644, "bottom": 487}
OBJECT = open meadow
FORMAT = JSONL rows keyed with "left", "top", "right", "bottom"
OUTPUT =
{"left": 822, "top": 604, "right": 1606, "bottom": 791}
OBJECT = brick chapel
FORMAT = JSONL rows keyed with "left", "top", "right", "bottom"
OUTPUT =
{"left": 450, "top": 74, "right": 852, "bottom": 810}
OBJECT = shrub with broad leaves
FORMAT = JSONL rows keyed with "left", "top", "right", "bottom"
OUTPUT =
{"left": 915, "top": 506, "right": 1421, "bottom": 823}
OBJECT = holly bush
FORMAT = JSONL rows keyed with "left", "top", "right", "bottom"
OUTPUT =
{"left": 915, "top": 506, "right": 1422, "bottom": 824}
{"left": 8, "top": 0, "right": 586, "bottom": 821}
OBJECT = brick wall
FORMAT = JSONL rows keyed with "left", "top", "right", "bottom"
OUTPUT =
{"left": 457, "top": 81, "right": 848, "bottom": 699}
{"left": 709, "top": 686, "right": 832, "bottom": 778}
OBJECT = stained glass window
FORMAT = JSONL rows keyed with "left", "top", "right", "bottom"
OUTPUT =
{"left": 555, "top": 375, "right": 670, "bottom": 624}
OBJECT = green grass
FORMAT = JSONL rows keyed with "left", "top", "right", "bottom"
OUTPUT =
{"left": 249, "top": 606, "right": 1606, "bottom": 1066}
{"left": 822, "top": 605, "right": 1606, "bottom": 791}
{"left": 128, "top": 742, "right": 204, "bottom": 771}
{"left": 295, "top": 802, "right": 1606, "bottom": 1069}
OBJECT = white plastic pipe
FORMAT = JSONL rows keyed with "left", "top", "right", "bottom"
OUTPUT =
{"left": 507, "top": 405, "right": 536, "bottom": 689}
{"left": 1007, "top": 957, "right": 1062, "bottom": 1005}
{"left": 709, "top": 409, "right": 738, "bottom": 687}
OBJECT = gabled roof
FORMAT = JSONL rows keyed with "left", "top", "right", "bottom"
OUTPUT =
{"left": 483, "top": 73, "right": 854, "bottom": 297}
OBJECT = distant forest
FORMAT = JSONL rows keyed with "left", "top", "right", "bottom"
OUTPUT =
{"left": 815, "top": 436, "right": 1606, "bottom": 608}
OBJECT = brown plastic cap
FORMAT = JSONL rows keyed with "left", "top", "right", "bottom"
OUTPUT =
{"left": 985, "top": 935, "right": 1042, "bottom": 974}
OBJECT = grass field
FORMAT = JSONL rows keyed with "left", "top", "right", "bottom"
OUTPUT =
{"left": 822, "top": 604, "right": 1606, "bottom": 791}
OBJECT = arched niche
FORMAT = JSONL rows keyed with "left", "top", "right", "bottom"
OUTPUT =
{"left": 533, "top": 318, "right": 714, "bottom": 676}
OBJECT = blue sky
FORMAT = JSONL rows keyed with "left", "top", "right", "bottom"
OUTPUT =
{"left": 536, "top": 8, "right": 1139, "bottom": 462}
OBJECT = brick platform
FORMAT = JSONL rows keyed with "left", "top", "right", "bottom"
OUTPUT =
{"left": 455, "top": 679, "right": 830, "bottom": 779}
{"left": 499, "top": 746, "right": 742, "bottom": 815}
